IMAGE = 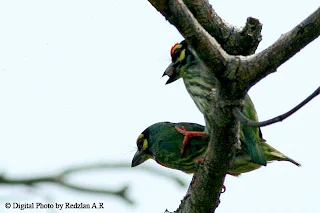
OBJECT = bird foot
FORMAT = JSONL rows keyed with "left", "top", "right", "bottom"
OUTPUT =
{"left": 221, "top": 185, "right": 226, "bottom": 193}
{"left": 194, "top": 157, "right": 204, "bottom": 170}
{"left": 174, "top": 126, "right": 205, "bottom": 155}
{"left": 195, "top": 157, "right": 204, "bottom": 164}
{"left": 192, "top": 176, "right": 226, "bottom": 194}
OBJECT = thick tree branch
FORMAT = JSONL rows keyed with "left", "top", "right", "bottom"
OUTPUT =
{"left": 243, "top": 7, "right": 320, "bottom": 89}
{"left": 233, "top": 86, "right": 320, "bottom": 127}
{"left": 0, "top": 162, "right": 186, "bottom": 205}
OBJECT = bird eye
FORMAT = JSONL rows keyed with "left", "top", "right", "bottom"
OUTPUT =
{"left": 172, "top": 48, "right": 181, "bottom": 61}
{"left": 137, "top": 140, "right": 143, "bottom": 150}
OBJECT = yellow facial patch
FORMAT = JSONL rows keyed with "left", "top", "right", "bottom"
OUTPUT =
{"left": 142, "top": 139, "right": 148, "bottom": 150}
{"left": 170, "top": 43, "right": 186, "bottom": 63}
{"left": 177, "top": 49, "right": 186, "bottom": 62}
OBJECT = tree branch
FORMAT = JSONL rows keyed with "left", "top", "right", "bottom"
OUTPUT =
{"left": 0, "top": 162, "right": 186, "bottom": 205}
{"left": 233, "top": 86, "right": 320, "bottom": 127}
{"left": 152, "top": 0, "right": 262, "bottom": 56}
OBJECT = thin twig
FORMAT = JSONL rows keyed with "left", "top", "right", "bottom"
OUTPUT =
{"left": 234, "top": 86, "right": 320, "bottom": 127}
{"left": 61, "top": 162, "right": 187, "bottom": 187}
{"left": 58, "top": 182, "right": 133, "bottom": 204}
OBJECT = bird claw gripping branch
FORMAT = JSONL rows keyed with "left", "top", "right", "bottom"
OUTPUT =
{"left": 191, "top": 173, "right": 226, "bottom": 193}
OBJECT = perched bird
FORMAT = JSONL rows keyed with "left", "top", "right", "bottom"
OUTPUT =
{"left": 131, "top": 122, "right": 300, "bottom": 175}
{"left": 163, "top": 40, "right": 267, "bottom": 166}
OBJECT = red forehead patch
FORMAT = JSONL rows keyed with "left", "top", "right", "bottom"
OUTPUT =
{"left": 170, "top": 43, "right": 179, "bottom": 56}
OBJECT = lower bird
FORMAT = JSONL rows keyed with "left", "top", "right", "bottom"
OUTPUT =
{"left": 131, "top": 122, "right": 300, "bottom": 175}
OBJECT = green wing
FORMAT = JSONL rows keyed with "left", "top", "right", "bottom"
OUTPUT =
{"left": 150, "top": 122, "right": 208, "bottom": 173}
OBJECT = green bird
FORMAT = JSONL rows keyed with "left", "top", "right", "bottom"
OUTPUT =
{"left": 131, "top": 122, "right": 300, "bottom": 175}
{"left": 163, "top": 40, "right": 267, "bottom": 166}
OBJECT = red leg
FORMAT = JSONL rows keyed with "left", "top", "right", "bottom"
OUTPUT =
{"left": 175, "top": 126, "right": 205, "bottom": 154}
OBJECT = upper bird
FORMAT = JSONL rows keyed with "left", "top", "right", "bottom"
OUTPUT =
{"left": 163, "top": 40, "right": 267, "bottom": 166}
{"left": 131, "top": 122, "right": 300, "bottom": 175}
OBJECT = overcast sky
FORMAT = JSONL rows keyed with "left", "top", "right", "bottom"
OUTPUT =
{"left": 0, "top": 1, "right": 319, "bottom": 213}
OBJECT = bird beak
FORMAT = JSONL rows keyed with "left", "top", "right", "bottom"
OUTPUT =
{"left": 162, "top": 62, "right": 179, "bottom": 85}
{"left": 131, "top": 150, "right": 150, "bottom": 167}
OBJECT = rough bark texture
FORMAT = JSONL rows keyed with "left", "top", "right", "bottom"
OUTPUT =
{"left": 147, "top": 1, "right": 320, "bottom": 212}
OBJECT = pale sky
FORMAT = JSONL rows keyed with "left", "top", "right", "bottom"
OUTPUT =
{"left": 0, "top": 1, "right": 319, "bottom": 213}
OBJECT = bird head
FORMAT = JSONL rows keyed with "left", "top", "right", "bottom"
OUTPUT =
{"left": 163, "top": 40, "right": 195, "bottom": 84}
{"left": 131, "top": 129, "right": 153, "bottom": 167}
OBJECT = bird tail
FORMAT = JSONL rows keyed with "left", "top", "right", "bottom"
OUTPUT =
{"left": 262, "top": 142, "right": 301, "bottom": 166}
